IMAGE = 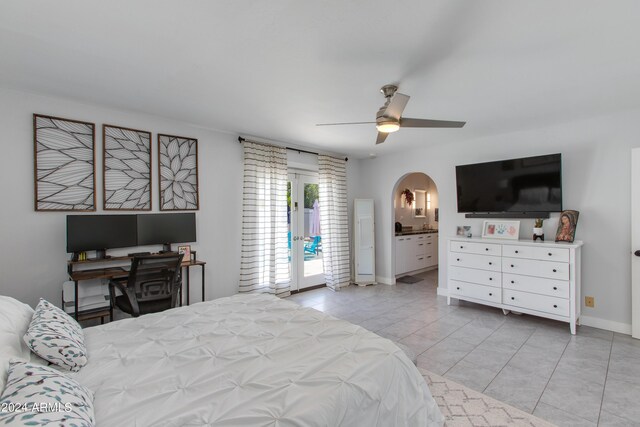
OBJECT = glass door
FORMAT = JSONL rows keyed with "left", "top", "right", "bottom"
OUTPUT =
{"left": 288, "top": 171, "right": 324, "bottom": 291}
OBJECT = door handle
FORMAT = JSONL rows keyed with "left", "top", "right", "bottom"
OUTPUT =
{"left": 635, "top": 250, "right": 640, "bottom": 257}
{"left": 293, "top": 236, "right": 298, "bottom": 241}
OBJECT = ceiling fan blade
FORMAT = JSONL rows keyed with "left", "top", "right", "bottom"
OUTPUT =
{"left": 382, "top": 93, "right": 410, "bottom": 120}
{"left": 400, "top": 118, "right": 466, "bottom": 128}
{"left": 375, "top": 132, "right": 389, "bottom": 145}
{"left": 316, "top": 121, "right": 376, "bottom": 126}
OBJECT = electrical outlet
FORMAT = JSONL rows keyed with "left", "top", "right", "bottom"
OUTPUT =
{"left": 585, "top": 296, "right": 595, "bottom": 308}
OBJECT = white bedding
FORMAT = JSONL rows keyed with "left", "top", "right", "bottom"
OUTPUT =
{"left": 74, "top": 294, "right": 443, "bottom": 426}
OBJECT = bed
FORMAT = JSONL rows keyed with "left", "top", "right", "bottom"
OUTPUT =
{"left": 2, "top": 294, "right": 443, "bottom": 426}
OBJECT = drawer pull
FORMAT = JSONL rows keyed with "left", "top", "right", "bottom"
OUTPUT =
{"left": 553, "top": 286, "right": 558, "bottom": 290}
{"left": 489, "top": 262, "right": 493, "bottom": 265}
{"left": 553, "top": 304, "right": 558, "bottom": 308}
{"left": 456, "top": 287, "right": 460, "bottom": 290}
{"left": 510, "top": 264, "right": 514, "bottom": 268}
{"left": 489, "top": 293, "right": 493, "bottom": 296}
{"left": 418, "top": 257, "right": 424, "bottom": 260}
{"left": 553, "top": 269, "right": 557, "bottom": 273}
{"left": 460, "top": 246, "right": 463, "bottom": 249}
{"left": 489, "top": 277, "right": 493, "bottom": 281}
{"left": 511, "top": 297, "right": 515, "bottom": 300}
{"left": 427, "top": 256, "right": 432, "bottom": 258}
{"left": 548, "top": 252, "right": 553, "bottom": 256}
{"left": 457, "top": 258, "right": 460, "bottom": 261}
{"left": 485, "top": 248, "right": 489, "bottom": 251}
{"left": 511, "top": 280, "right": 515, "bottom": 284}
{"left": 515, "top": 250, "right": 519, "bottom": 254}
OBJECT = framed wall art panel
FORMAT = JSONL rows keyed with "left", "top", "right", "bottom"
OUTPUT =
{"left": 103, "top": 124, "right": 152, "bottom": 210}
{"left": 33, "top": 114, "right": 96, "bottom": 211}
{"left": 157, "top": 134, "right": 199, "bottom": 210}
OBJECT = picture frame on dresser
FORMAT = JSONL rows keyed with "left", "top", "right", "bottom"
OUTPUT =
{"left": 481, "top": 220, "right": 520, "bottom": 240}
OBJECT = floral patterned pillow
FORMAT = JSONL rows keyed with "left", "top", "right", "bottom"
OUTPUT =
{"left": 23, "top": 299, "right": 87, "bottom": 372}
{"left": 0, "top": 361, "right": 94, "bottom": 426}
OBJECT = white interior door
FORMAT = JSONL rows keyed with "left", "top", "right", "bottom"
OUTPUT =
{"left": 288, "top": 171, "right": 324, "bottom": 291}
{"left": 632, "top": 149, "right": 640, "bottom": 339}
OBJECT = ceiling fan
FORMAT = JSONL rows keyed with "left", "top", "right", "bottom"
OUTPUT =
{"left": 316, "top": 84, "right": 466, "bottom": 144}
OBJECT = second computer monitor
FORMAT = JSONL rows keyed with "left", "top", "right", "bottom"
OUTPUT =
{"left": 137, "top": 213, "right": 196, "bottom": 246}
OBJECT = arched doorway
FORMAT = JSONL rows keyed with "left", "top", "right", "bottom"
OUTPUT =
{"left": 391, "top": 172, "right": 439, "bottom": 283}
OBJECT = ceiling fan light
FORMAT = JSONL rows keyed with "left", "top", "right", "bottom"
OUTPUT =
{"left": 376, "top": 121, "right": 400, "bottom": 133}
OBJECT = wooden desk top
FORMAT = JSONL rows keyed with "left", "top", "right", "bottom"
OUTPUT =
{"left": 68, "top": 257, "right": 205, "bottom": 281}
{"left": 69, "top": 267, "right": 128, "bottom": 281}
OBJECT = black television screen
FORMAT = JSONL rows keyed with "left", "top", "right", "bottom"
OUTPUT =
{"left": 456, "top": 154, "right": 562, "bottom": 213}
{"left": 137, "top": 213, "right": 196, "bottom": 245}
{"left": 66, "top": 215, "right": 137, "bottom": 253}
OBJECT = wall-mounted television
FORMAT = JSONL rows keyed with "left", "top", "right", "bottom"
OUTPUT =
{"left": 456, "top": 153, "right": 562, "bottom": 215}
{"left": 67, "top": 215, "right": 137, "bottom": 253}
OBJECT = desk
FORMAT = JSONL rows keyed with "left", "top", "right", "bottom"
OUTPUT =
{"left": 67, "top": 255, "right": 206, "bottom": 320}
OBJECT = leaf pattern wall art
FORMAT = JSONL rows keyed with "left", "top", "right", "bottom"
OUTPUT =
{"left": 158, "top": 134, "right": 199, "bottom": 210}
{"left": 103, "top": 124, "right": 151, "bottom": 210}
{"left": 33, "top": 114, "right": 95, "bottom": 211}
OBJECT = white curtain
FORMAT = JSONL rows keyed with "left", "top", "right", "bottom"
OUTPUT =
{"left": 239, "top": 141, "right": 291, "bottom": 296}
{"left": 318, "top": 155, "right": 350, "bottom": 290}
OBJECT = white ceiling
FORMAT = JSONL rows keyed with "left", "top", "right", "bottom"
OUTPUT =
{"left": 2, "top": 1, "right": 639, "bottom": 158}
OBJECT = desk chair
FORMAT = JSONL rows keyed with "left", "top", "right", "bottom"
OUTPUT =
{"left": 109, "top": 253, "right": 184, "bottom": 318}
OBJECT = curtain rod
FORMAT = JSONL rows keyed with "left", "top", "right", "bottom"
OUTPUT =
{"left": 238, "top": 137, "right": 348, "bottom": 161}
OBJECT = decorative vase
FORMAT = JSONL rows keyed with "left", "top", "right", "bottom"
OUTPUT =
{"left": 533, "top": 227, "right": 544, "bottom": 241}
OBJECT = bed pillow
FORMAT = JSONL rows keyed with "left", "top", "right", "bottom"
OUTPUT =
{"left": 23, "top": 299, "right": 87, "bottom": 372}
{"left": 0, "top": 297, "right": 34, "bottom": 392}
{"left": 0, "top": 360, "right": 94, "bottom": 426}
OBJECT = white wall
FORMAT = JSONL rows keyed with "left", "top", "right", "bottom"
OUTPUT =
{"left": 0, "top": 88, "right": 358, "bottom": 307}
{"left": 357, "top": 110, "right": 640, "bottom": 332}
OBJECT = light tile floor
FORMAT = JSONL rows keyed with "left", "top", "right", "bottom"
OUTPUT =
{"left": 286, "top": 270, "right": 640, "bottom": 427}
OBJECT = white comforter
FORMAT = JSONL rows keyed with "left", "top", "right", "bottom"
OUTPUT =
{"left": 74, "top": 294, "right": 443, "bottom": 426}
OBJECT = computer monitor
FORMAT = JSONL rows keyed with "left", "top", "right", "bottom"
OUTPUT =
{"left": 137, "top": 213, "right": 196, "bottom": 251}
{"left": 66, "top": 215, "right": 137, "bottom": 254}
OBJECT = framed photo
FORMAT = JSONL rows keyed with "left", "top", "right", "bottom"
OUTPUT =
{"left": 103, "top": 124, "right": 151, "bottom": 210}
{"left": 456, "top": 226, "right": 465, "bottom": 236}
{"left": 482, "top": 220, "right": 520, "bottom": 240}
{"left": 555, "top": 210, "right": 579, "bottom": 243}
{"left": 33, "top": 114, "right": 96, "bottom": 211}
{"left": 177, "top": 245, "right": 191, "bottom": 262}
{"left": 158, "top": 134, "right": 199, "bottom": 210}
{"left": 456, "top": 226, "right": 471, "bottom": 237}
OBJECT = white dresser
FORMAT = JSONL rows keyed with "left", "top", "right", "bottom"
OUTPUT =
{"left": 447, "top": 237, "right": 583, "bottom": 334}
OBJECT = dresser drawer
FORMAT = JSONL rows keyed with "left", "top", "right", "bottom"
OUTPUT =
{"left": 449, "top": 280, "right": 501, "bottom": 304}
{"left": 503, "top": 273, "right": 569, "bottom": 298}
{"left": 450, "top": 266, "right": 501, "bottom": 288}
{"left": 502, "top": 257, "right": 569, "bottom": 280}
{"left": 533, "top": 247, "right": 570, "bottom": 262}
{"left": 502, "top": 245, "right": 570, "bottom": 262}
{"left": 503, "top": 289, "right": 569, "bottom": 317}
{"left": 450, "top": 241, "right": 502, "bottom": 256}
{"left": 449, "top": 253, "right": 501, "bottom": 272}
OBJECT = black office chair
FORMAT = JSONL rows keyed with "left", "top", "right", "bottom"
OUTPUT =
{"left": 109, "top": 253, "right": 184, "bottom": 318}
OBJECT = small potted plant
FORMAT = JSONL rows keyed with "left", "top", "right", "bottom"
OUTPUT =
{"left": 533, "top": 218, "right": 544, "bottom": 241}
{"left": 402, "top": 189, "right": 414, "bottom": 206}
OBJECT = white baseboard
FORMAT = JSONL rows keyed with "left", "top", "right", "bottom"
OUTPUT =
{"left": 376, "top": 276, "right": 394, "bottom": 285}
{"left": 437, "top": 287, "right": 449, "bottom": 297}
{"left": 580, "top": 315, "right": 631, "bottom": 335}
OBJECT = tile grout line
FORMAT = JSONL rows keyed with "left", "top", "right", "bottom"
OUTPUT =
{"left": 596, "top": 335, "right": 614, "bottom": 426}
{"left": 530, "top": 334, "right": 572, "bottom": 416}
{"left": 437, "top": 313, "right": 509, "bottom": 377}
{"left": 477, "top": 323, "right": 537, "bottom": 395}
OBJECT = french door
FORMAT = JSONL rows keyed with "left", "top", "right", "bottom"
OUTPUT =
{"left": 288, "top": 171, "right": 324, "bottom": 291}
